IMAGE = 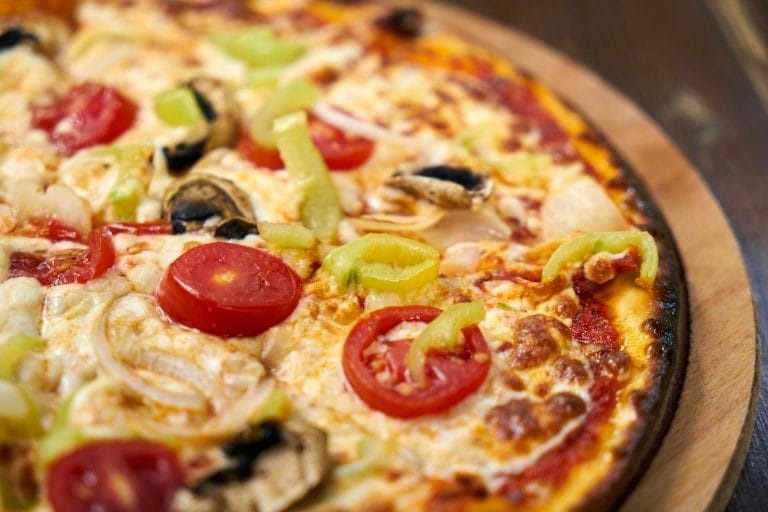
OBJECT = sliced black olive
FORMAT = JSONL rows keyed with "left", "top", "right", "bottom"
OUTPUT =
{"left": 163, "top": 174, "right": 254, "bottom": 234}
{"left": 386, "top": 165, "right": 494, "bottom": 209}
{"left": 0, "top": 27, "right": 39, "bottom": 52}
{"left": 160, "top": 78, "right": 236, "bottom": 174}
{"left": 376, "top": 7, "right": 424, "bottom": 38}
{"left": 214, "top": 217, "right": 260, "bottom": 240}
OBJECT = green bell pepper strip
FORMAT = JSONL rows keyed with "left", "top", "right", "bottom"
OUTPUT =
{"left": 0, "top": 335, "right": 46, "bottom": 380}
{"left": 0, "top": 381, "right": 42, "bottom": 442}
{"left": 541, "top": 230, "right": 658, "bottom": 289}
{"left": 257, "top": 221, "right": 316, "bottom": 249}
{"left": 406, "top": 302, "right": 485, "bottom": 386}
{"left": 250, "top": 79, "right": 319, "bottom": 148}
{"left": 209, "top": 27, "right": 305, "bottom": 68}
{"left": 104, "top": 143, "right": 154, "bottom": 222}
{"left": 246, "top": 66, "right": 286, "bottom": 87}
{"left": 322, "top": 233, "right": 440, "bottom": 293}
{"left": 274, "top": 110, "right": 341, "bottom": 243}
{"left": 153, "top": 87, "right": 204, "bottom": 127}
{"left": 36, "top": 392, "right": 85, "bottom": 468}
{"left": 334, "top": 436, "right": 393, "bottom": 479}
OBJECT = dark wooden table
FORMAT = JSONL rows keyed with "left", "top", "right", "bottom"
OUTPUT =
{"left": 442, "top": 0, "right": 768, "bottom": 509}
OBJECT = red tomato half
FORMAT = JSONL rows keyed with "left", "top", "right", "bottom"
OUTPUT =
{"left": 156, "top": 242, "right": 302, "bottom": 337}
{"left": 14, "top": 217, "right": 83, "bottom": 243}
{"left": 9, "top": 228, "right": 116, "bottom": 286}
{"left": 342, "top": 306, "right": 491, "bottom": 418}
{"left": 102, "top": 221, "right": 173, "bottom": 236}
{"left": 237, "top": 117, "right": 375, "bottom": 171}
{"left": 31, "top": 82, "right": 137, "bottom": 155}
{"left": 47, "top": 440, "right": 183, "bottom": 512}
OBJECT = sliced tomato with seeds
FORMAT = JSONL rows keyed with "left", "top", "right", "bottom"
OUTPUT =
{"left": 9, "top": 228, "right": 116, "bottom": 286}
{"left": 156, "top": 242, "right": 302, "bottom": 337}
{"left": 237, "top": 117, "right": 375, "bottom": 171}
{"left": 14, "top": 217, "right": 83, "bottom": 243}
{"left": 342, "top": 306, "right": 491, "bottom": 418}
{"left": 102, "top": 221, "right": 173, "bottom": 236}
{"left": 31, "top": 82, "right": 137, "bottom": 155}
{"left": 47, "top": 440, "right": 183, "bottom": 512}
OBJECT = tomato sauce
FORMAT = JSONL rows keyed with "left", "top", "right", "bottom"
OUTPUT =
{"left": 497, "top": 373, "right": 618, "bottom": 503}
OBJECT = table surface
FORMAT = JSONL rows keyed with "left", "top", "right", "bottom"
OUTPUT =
{"left": 441, "top": 0, "right": 768, "bottom": 509}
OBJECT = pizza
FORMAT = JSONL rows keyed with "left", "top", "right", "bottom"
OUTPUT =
{"left": 0, "top": 1, "right": 687, "bottom": 511}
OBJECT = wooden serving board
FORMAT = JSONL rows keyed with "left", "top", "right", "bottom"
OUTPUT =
{"left": 419, "top": 2, "right": 759, "bottom": 510}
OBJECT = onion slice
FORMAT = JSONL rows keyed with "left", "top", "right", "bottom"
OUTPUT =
{"left": 313, "top": 101, "right": 436, "bottom": 148}
{"left": 91, "top": 299, "right": 207, "bottom": 411}
{"left": 136, "top": 379, "right": 275, "bottom": 441}
{"left": 348, "top": 210, "right": 445, "bottom": 233}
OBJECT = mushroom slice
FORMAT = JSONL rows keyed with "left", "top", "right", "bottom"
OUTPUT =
{"left": 163, "top": 77, "right": 237, "bottom": 174}
{"left": 179, "top": 420, "right": 330, "bottom": 512}
{"left": 162, "top": 174, "right": 255, "bottom": 235}
{"left": 386, "top": 165, "right": 494, "bottom": 209}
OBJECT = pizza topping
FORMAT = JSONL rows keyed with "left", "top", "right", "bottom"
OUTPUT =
{"left": 486, "top": 393, "right": 586, "bottom": 444}
{"left": 161, "top": 78, "right": 237, "bottom": 174}
{"left": 572, "top": 298, "right": 619, "bottom": 349}
{"left": 0, "top": 381, "right": 41, "bottom": 441}
{"left": 256, "top": 221, "right": 316, "bottom": 249}
{"left": 30, "top": 82, "right": 137, "bottom": 155}
{"left": 46, "top": 440, "right": 184, "bottom": 512}
{"left": 102, "top": 143, "right": 154, "bottom": 222}
{"left": 274, "top": 110, "right": 342, "bottom": 242}
{"left": 162, "top": 174, "right": 255, "bottom": 236}
{"left": 0, "top": 27, "right": 39, "bottom": 52}
{"left": 156, "top": 242, "right": 302, "bottom": 337}
{"left": 248, "top": 78, "right": 320, "bottom": 149}
{"left": 153, "top": 86, "right": 205, "bottom": 128}
{"left": 323, "top": 233, "right": 440, "bottom": 293}
{"left": 387, "top": 165, "right": 493, "bottom": 209}
{"left": 8, "top": 182, "right": 92, "bottom": 238}
{"left": 9, "top": 228, "right": 116, "bottom": 286}
{"left": 376, "top": 7, "right": 424, "bottom": 38}
{"left": 184, "top": 420, "right": 329, "bottom": 512}
{"left": 342, "top": 306, "right": 491, "bottom": 418}
{"left": 501, "top": 314, "right": 570, "bottom": 369}
{"left": 542, "top": 230, "right": 658, "bottom": 288}
{"left": 209, "top": 26, "right": 305, "bottom": 68}
{"left": 406, "top": 301, "right": 485, "bottom": 386}
{"left": 0, "top": 334, "right": 45, "bottom": 380}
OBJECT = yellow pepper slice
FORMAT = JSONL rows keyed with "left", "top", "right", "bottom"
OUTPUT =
{"left": 323, "top": 233, "right": 440, "bottom": 293}
{"left": 0, "top": 381, "right": 42, "bottom": 442}
{"left": 406, "top": 302, "right": 485, "bottom": 386}
{"left": 274, "top": 110, "right": 341, "bottom": 243}
{"left": 541, "top": 230, "right": 658, "bottom": 288}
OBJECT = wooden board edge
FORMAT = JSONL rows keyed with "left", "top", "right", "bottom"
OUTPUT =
{"left": 415, "top": 1, "right": 759, "bottom": 510}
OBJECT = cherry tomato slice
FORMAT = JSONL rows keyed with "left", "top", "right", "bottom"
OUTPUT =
{"left": 236, "top": 129, "right": 284, "bottom": 170}
{"left": 31, "top": 82, "right": 137, "bottom": 155}
{"left": 309, "top": 117, "right": 375, "bottom": 170}
{"left": 237, "top": 118, "right": 374, "bottom": 171}
{"left": 8, "top": 228, "right": 116, "bottom": 286}
{"left": 342, "top": 306, "right": 491, "bottom": 418}
{"left": 47, "top": 440, "right": 183, "bottom": 512}
{"left": 156, "top": 242, "right": 302, "bottom": 337}
{"left": 102, "top": 221, "right": 173, "bottom": 236}
{"left": 14, "top": 217, "right": 83, "bottom": 243}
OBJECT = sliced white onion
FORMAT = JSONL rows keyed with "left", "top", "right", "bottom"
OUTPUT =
{"left": 541, "top": 176, "right": 627, "bottom": 240}
{"left": 118, "top": 345, "right": 226, "bottom": 407}
{"left": 348, "top": 210, "right": 445, "bottom": 233}
{"left": 7, "top": 181, "right": 43, "bottom": 224}
{"left": 136, "top": 379, "right": 274, "bottom": 441}
{"left": 420, "top": 208, "right": 512, "bottom": 251}
{"left": 44, "top": 183, "right": 92, "bottom": 235}
{"left": 91, "top": 301, "right": 207, "bottom": 411}
{"left": 313, "top": 101, "right": 434, "bottom": 148}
